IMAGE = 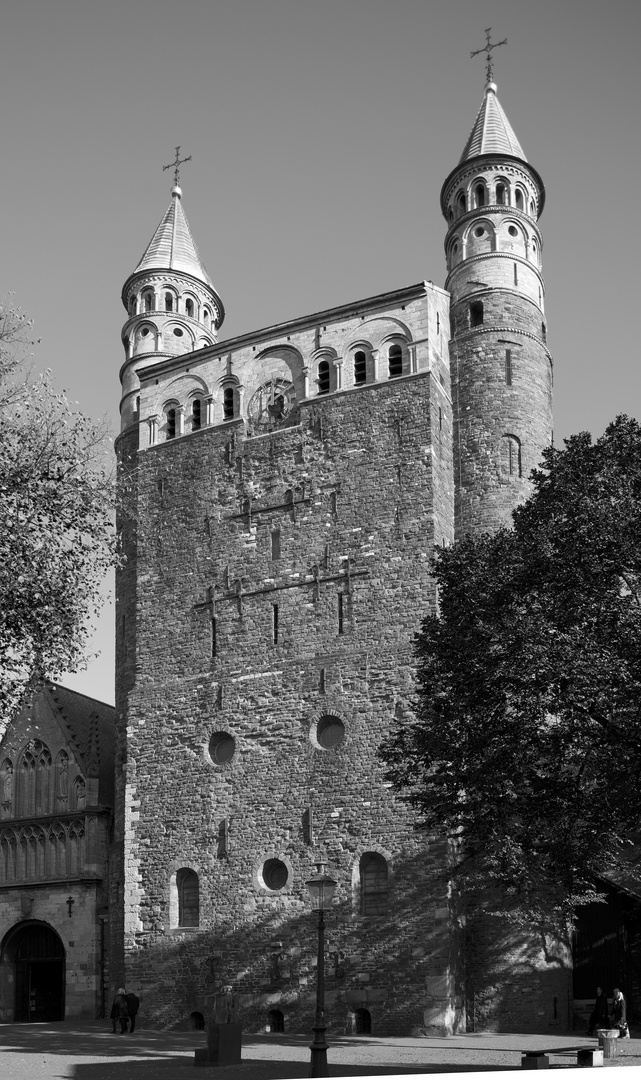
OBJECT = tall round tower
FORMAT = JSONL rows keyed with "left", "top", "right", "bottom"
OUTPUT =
{"left": 442, "top": 80, "right": 553, "bottom": 537}
{"left": 119, "top": 183, "right": 224, "bottom": 434}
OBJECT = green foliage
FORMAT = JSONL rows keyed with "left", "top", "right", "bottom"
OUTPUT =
{"left": 0, "top": 300, "right": 119, "bottom": 728}
{"left": 381, "top": 416, "right": 641, "bottom": 925}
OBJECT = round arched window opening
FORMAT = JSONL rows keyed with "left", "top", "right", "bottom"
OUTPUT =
{"left": 261, "top": 858, "right": 288, "bottom": 892}
{"left": 140, "top": 327, "right": 150, "bottom": 337}
{"left": 316, "top": 715, "right": 345, "bottom": 750}
{"left": 508, "top": 225, "right": 518, "bottom": 237}
{"left": 474, "top": 226, "right": 485, "bottom": 238}
{"left": 209, "top": 731, "right": 235, "bottom": 765}
{"left": 173, "top": 327, "right": 184, "bottom": 337}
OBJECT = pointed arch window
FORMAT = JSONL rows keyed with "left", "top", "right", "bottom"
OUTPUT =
{"left": 360, "top": 852, "right": 388, "bottom": 915}
{"left": 317, "top": 360, "right": 330, "bottom": 395}
{"left": 177, "top": 868, "right": 199, "bottom": 927}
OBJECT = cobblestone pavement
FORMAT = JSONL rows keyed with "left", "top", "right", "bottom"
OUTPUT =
{"left": 1, "top": 1023, "right": 640, "bottom": 1079}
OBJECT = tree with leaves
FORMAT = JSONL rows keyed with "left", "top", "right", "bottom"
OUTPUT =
{"left": 0, "top": 300, "right": 119, "bottom": 729}
{"left": 381, "top": 416, "right": 641, "bottom": 926}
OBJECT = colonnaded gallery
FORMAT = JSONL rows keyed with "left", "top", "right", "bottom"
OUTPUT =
{"left": 1, "top": 69, "right": 639, "bottom": 1032}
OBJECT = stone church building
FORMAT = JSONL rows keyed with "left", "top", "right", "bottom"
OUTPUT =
{"left": 0, "top": 684, "right": 115, "bottom": 1021}
{"left": 109, "top": 75, "right": 638, "bottom": 1035}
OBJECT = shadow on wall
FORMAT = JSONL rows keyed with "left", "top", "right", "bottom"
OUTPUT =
{"left": 116, "top": 848, "right": 571, "bottom": 1036}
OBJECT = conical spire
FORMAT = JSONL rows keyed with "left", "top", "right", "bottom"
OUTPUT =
{"left": 459, "top": 82, "right": 526, "bottom": 164}
{"left": 133, "top": 185, "right": 215, "bottom": 290}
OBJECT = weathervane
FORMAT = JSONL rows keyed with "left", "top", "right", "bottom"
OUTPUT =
{"left": 163, "top": 146, "right": 192, "bottom": 187}
{"left": 471, "top": 27, "right": 507, "bottom": 84}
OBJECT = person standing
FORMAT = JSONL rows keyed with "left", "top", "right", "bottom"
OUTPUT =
{"left": 612, "top": 988, "right": 630, "bottom": 1038}
{"left": 587, "top": 987, "right": 610, "bottom": 1036}
{"left": 110, "top": 988, "right": 129, "bottom": 1034}
{"left": 126, "top": 992, "right": 140, "bottom": 1033}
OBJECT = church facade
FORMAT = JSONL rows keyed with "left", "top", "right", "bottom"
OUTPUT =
{"left": 112, "top": 80, "right": 568, "bottom": 1034}
{"left": 0, "top": 684, "right": 115, "bottom": 1022}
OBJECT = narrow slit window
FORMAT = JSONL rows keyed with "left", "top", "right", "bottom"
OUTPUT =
{"left": 515, "top": 189, "right": 524, "bottom": 212}
{"left": 185, "top": 298, "right": 194, "bottom": 318}
{"left": 496, "top": 183, "right": 506, "bottom": 205}
{"left": 337, "top": 593, "right": 344, "bottom": 635}
{"left": 505, "top": 350, "right": 512, "bottom": 386}
{"left": 271, "top": 529, "right": 281, "bottom": 561}
{"left": 211, "top": 616, "right": 217, "bottom": 658}
{"left": 354, "top": 351, "right": 366, "bottom": 385}
{"left": 166, "top": 408, "right": 176, "bottom": 440}
{"left": 144, "top": 292, "right": 153, "bottom": 311}
{"left": 436, "top": 312, "right": 440, "bottom": 334}
{"left": 272, "top": 605, "right": 279, "bottom": 644}
{"left": 165, "top": 292, "right": 174, "bottom": 312}
{"left": 513, "top": 263, "right": 518, "bottom": 286}
{"left": 542, "top": 322, "right": 547, "bottom": 342}
{"left": 192, "top": 398, "right": 202, "bottom": 431}
{"left": 474, "top": 183, "right": 485, "bottom": 207}
{"left": 223, "top": 387, "right": 234, "bottom": 420}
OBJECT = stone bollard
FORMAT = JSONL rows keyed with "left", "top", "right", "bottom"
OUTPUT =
{"left": 597, "top": 1028, "right": 619, "bottom": 1060}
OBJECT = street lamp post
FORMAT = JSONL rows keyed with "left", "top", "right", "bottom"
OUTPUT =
{"left": 305, "top": 863, "right": 337, "bottom": 1079}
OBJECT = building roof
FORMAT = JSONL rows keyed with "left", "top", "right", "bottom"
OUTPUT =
{"left": 45, "top": 682, "right": 115, "bottom": 808}
{"left": 459, "top": 82, "right": 526, "bottom": 164}
{"left": 133, "top": 185, "right": 215, "bottom": 291}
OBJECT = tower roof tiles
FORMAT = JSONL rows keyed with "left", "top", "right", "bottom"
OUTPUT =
{"left": 459, "top": 82, "right": 526, "bottom": 164}
{"left": 133, "top": 185, "right": 215, "bottom": 291}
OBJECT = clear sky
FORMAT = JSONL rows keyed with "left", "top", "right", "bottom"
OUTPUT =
{"left": 1, "top": 0, "right": 639, "bottom": 706}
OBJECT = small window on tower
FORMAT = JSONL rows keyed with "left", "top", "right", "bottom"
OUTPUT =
{"left": 185, "top": 298, "right": 194, "bottom": 318}
{"left": 166, "top": 408, "right": 176, "bottom": 440}
{"left": 165, "top": 292, "right": 174, "bottom": 312}
{"left": 317, "top": 360, "right": 330, "bottom": 395}
{"left": 457, "top": 191, "right": 466, "bottom": 216}
{"left": 496, "top": 183, "right": 506, "bottom": 205}
{"left": 470, "top": 301, "right": 484, "bottom": 327}
{"left": 542, "top": 322, "right": 547, "bottom": 342}
{"left": 129, "top": 296, "right": 137, "bottom": 316}
{"left": 515, "top": 189, "right": 524, "bottom": 212}
{"left": 388, "top": 344, "right": 403, "bottom": 379}
{"left": 192, "top": 398, "right": 202, "bottom": 431}
{"left": 203, "top": 308, "right": 210, "bottom": 328}
{"left": 505, "top": 350, "right": 512, "bottom": 386}
{"left": 354, "top": 351, "right": 366, "bottom": 385}
{"left": 474, "top": 183, "right": 486, "bottom": 207}
{"left": 144, "top": 292, "right": 153, "bottom": 311}
{"left": 223, "top": 387, "right": 234, "bottom": 420}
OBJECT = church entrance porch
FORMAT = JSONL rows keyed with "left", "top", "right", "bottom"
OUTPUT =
{"left": 2, "top": 921, "right": 65, "bottom": 1022}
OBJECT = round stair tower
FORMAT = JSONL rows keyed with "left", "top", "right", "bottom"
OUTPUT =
{"left": 442, "top": 80, "right": 553, "bottom": 538}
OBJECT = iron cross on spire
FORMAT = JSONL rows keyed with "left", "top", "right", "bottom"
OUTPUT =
{"left": 163, "top": 146, "right": 192, "bottom": 187}
{"left": 471, "top": 27, "right": 507, "bottom": 84}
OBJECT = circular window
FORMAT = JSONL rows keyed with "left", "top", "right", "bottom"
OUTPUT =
{"left": 262, "top": 858, "right": 288, "bottom": 891}
{"left": 474, "top": 226, "right": 485, "bottom": 238}
{"left": 140, "top": 327, "right": 150, "bottom": 337}
{"left": 173, "top": 327, "right": 184, "bottom": 337}
{"left": 209, "top": 731, "right": 235, "bottom": 765}
{"left": 508, "top": 226, "right": 518, "bottom": 237}
{"left": 316, "top": 715, "right": 345, "bottom": 750}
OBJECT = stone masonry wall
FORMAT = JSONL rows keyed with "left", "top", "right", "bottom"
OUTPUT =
{"left": 113, "top": 286, "right": 466, "bottom": 1035}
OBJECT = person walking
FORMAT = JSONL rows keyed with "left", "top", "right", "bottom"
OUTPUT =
{"left": 110, "top": 988, "right": 129, "bottom": 1034}
{"left": 612, "top": 987, "right": 630, "bottom": 1038}
{"left": 126, "top": 992, "right": 140, "bottom": 1032}
{"left": 587, "top": 987, "right": 610, "bottom": 1036}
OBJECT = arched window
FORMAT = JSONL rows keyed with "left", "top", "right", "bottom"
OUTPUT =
{"left": 360, "top": 852, "right": 388, "bottom": 915}
{"left": 128, "top": 296, "right": 137, "bottom": 317}
{"left": 515, "top": 189, "right": 524, "bottom": 212}
{"left": 165, "top": 292, "right": 174, "bottom": 312}
{"left": 143, "top": 291, "right": 154, "bottom": 312}
{"left": 502, "top": 434, "right": 522, "bottom": 477}
{"left": 177, "top": 867, "right": 199, "bottom": 927}
{"left": 541, "top": 321, "right": 547, "bottom": 342}
{"left": 530, "top": 199, "right": 536, "bottom": 216}
{"left": 192, "top": 398, "right": 202, "bottom": 431}
{"left": 474, "top": 182, "right": 486, "bottom": 207}
{"left": 18, "top": 741, "right": 52, "bottom": 817}
{"left": 456, "top": 191, "right": 466, "bottom": 216}
{"left": 470, "top": 301, "right": 484, "bottom": 327}
{"left": 355, "top": 1008, "right": 372, "bottom": 1034}
{"left": 223, "top": 387, "right": 235, "bottom": 420}
{"left": 203, "top": 308, "right": 211, "bottom": 329}
{"left": 317, "top": 360, "right": 330, "bottom": 395}
{"left": 388, "top": 344, "right": 403, "bottom": 379}
{"left": 166, "top": 408, "right": 176, "bottom": 440}
{"left": 353, "top": 350, "right": 367, "bottom": 385}
{"left": 496, "top": 182, "right": 506, "bottom": 205}
{"left": 185, "top": 298, "right": 194, "bottom": 318}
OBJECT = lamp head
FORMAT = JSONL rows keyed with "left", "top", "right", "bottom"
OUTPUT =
{"left": 305, "top": 862, "right": 337, "bottom": 911}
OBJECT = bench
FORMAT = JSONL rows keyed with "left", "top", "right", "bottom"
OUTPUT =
{"left": 522, "top": 1045, "right": 603, "bottom": 1069}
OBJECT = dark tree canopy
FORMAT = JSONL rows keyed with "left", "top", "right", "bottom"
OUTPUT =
{"left": 0, "top": 302, "right": 119, "bottom": 728}
{"left": 381, "top": 416, "right": 641, "bottom": 925}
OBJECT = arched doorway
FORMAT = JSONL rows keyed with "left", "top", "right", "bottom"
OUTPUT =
{"left": 2, "top": 922, "right": 65, "bottom": 1021}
